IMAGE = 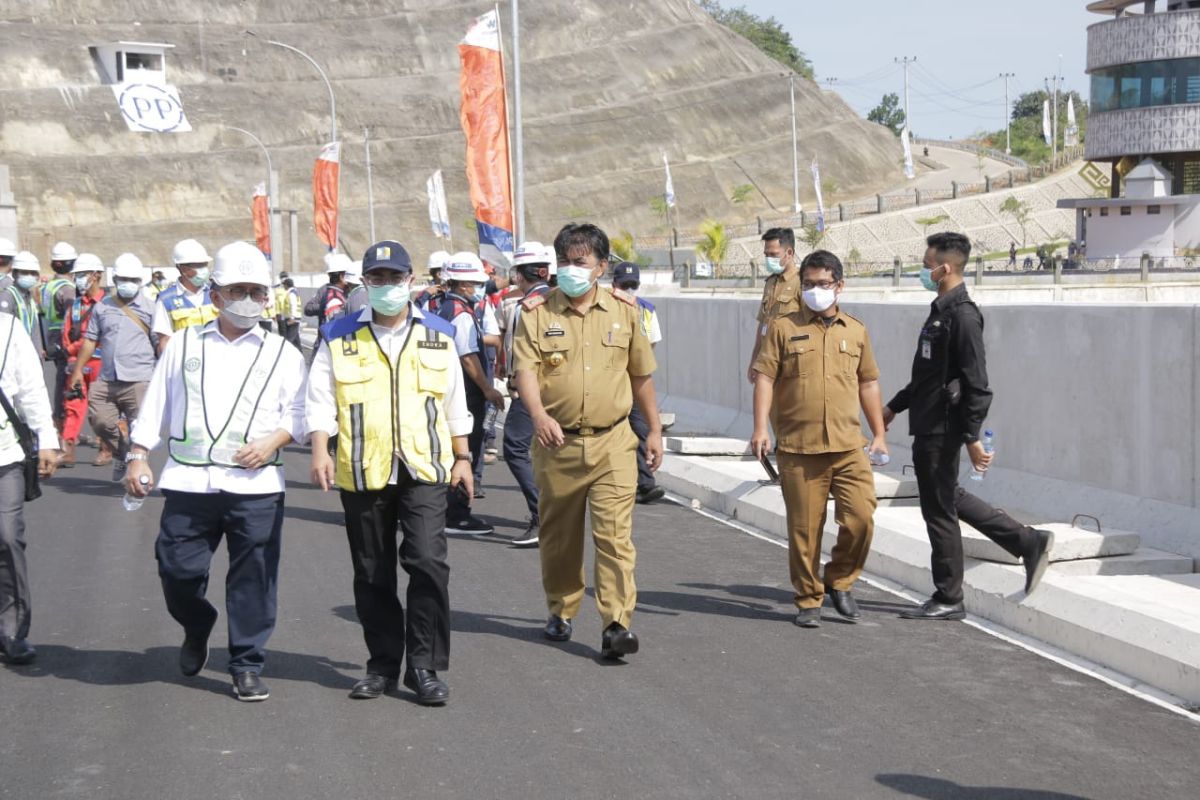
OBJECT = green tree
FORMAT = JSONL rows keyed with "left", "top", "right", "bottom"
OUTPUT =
{"left": 915, "top": 214, "right": 949, "bottom": 236}
{"left": 999, "top": 197, "right": 1032, "bottom": 246}
{"left": 649, "top": 196, "right": 670, "bottom": 222}
{"left": 610, "top": 231, "right": 640, "bottom": 264}
{"left": 799, "top": 223, "right": 825, "bottom": 252}
{"left": 731, "top": 183, "right": 755, "bottom": 204}
{"left": 696, "top": 1, "right": 814, "bottom": 78}
{"left": 695, "top": 220, "right": 730, "bottom": 270}
{"left": 867, "top": 93, "right": 906, "bottom": 136}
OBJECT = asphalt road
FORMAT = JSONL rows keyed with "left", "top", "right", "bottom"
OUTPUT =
{"left": 2, "top": 442, "right": 1197, "bottom": 800}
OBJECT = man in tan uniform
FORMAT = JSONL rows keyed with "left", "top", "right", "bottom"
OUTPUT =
{"left": 513, "top": 223, "right": 662, "bottom": 660}
{"left": 750, "top": 250, "right": 889, "bottom": 628}
{"left": 747, "top": 227, "right": 801, "bottom": 384}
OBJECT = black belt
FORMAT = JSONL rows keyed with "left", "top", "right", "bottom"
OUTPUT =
{"left": 561, "top": 416, "right": 628, "bottom": 437}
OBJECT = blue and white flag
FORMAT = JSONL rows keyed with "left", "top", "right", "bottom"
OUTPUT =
{"left": 811, "top": 157, "right": 826, "bottom": 233}
{"left": 427, "top": 169, "right": 451, "bottom": 239}
{"left": 663, "top": 152, "right": 676, "bottom": 208}
{"left": 1042, "top": 100, "right": 1052, "bottom": 145}
{"left": 901, "top": 126, "right": 915, "bottom": 180}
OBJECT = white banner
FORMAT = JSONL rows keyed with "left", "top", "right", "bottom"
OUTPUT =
{"left": 112, "top": 83, "right": 191, "bottom": 133}
{"left": 663, "top": 152, "right": 676, "bottom": 208}
{"left": 426, "top": 169, "right": 451, "bottom": 239}
{"left": 1042, "top": 99, "right": 1052, "bottom": 145}
{"left": 811, "top": 157, "right": 825, "bottom": 233}
{"left": 1065, "top": 96, "right": 1079, "bottom": 147}
{"left": 901, "top": 126, "right": 915, "bottom": 180}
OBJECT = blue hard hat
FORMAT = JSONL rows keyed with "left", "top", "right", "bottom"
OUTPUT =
{"left": 362, "top": 240, "right": 413, "bottom": 272}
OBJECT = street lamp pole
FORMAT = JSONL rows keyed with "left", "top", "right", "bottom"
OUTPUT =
{"left": 224, "top": 125, "right": 282, "bottom": 269}
{"left": 246, "top": 32, "right": 337, "bottom": 144}
{"left": 999, "top": 72, "right": 1015, "bottom": 154}
{"left": 790, "top": 73, "right": 800, "bottom": 214}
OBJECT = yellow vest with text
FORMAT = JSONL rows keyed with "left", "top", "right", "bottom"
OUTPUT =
{"left": 158, "top": 283, "right": 219, "bottom": 333}
{"left": 327, "top": 318, "right": 455, "bottom": 491}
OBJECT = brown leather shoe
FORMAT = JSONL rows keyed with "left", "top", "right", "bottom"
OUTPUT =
{"left": 57, "top": 439, "right": 77, "bottom": 468}
{"left": 92, "top": 447, "right": 113, "bottom": 467}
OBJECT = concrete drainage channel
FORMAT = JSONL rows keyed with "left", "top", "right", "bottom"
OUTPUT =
{"left": 656, "top": 436, "right": 1200, "bottom": 719}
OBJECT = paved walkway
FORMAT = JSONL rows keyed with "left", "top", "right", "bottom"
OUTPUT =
{"left": 2, "top": 443, "right": 1197, "bottom": 799}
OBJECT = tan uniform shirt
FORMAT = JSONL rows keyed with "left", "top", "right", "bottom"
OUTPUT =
{"left": 753, "top": 305, "right": 880, "bottom": 454}
{"left": 513, "top": 286, "right": 656, "bottom": 430}
{"left": 756, "top": 271, "right": 802, "bottom": 332}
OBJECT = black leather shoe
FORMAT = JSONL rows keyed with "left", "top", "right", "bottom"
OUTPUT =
{"left": 636, "top": 486, "right": 666, "bottom": 504}
{"left": 179, "top": 622, "right": 214, "bottom": 677}
{"left": 349, "top": 674, "right": 396, "bottom": 699}
{"left": 543, "top": 614, "right": 572, "bottom": 641}
{"left": 793, "top": 608, "right": 821, "bottom": 628}
{"left": 0, "top": 636, "right": 36, "bottom": 664}
{"left": 403, "top": 668, "right": 449, "bottom": 706}
{"left": 827, "top": 589, "right": 861, "bottom": 621}
{"left": 600, "top": 623, "right": 639, "bottom": 659}
{"left": 232, "top": 672, "right": 270, "bottom": 702}
{"left": 1023, "top": 528, "right": 1055, "bottom": 595}
{"left": 900, "top": 599, "right": 966, "bottom": 620}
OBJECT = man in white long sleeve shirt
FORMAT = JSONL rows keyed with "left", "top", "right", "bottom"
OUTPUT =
{"left": 306, "top": 240, "right": 473, "bottom": 706}
{"left": 124, "top": 242, "right": 306, "bottom": 702}
{"left": 0, "top": 316, "right": 59, "bottom": 665}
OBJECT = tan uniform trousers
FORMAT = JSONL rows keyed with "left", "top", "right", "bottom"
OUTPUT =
{"left": 778, "top": 448, "right": 876, "bottom": 610}
{"left": 532, "top": 421, "right": 638, "bottom": 628}
{"left": 88, "top": 379, "right": 147, "bottom": 459}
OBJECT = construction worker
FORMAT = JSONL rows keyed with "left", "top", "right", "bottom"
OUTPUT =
{"left": 43, "top": 242, "right": 78, "bottom": 439}
{"left": 305, "top": 253, "right": 350, "bottom": 327}
{"left": 0, "top": 312, "right": 61, "bottom": 666}
{"left": 414, "top": 250, "right": 450, "bottom": 312}
{"left": 153, "top": 238, "right": 217, "bottom": 355}
{"left": 145, "top": 271, "right": 168, "bottom": 301}
{"left": 306, "top": 239, "right": 473, "bottom": 706}
{"left": 58, "top": 254, "right": 107, "bottom": 468}
{"left": 276, "top": 275, "right": 302, "bottom": 350}
{"left": 0, "top": 238, "right": 15, "bottom": 292}
{"left": 512, "top": 223, "right": 663, "bottom": 659}
{"left": 438, "top": 252, "right": 505, "bottom": 536}
{"left": 124, "top": 241, "right": 306, "bottom": 703}
{"left": 499, "top": 242, "right": 556, "bottom": 548}
{"left": 68, "top": 253, "right": 157, "bottom": 482}
{"left": 344, "top": 260, "right": 368, "bottom": 315}
{"left": 0, "top": 252, "right": 42, "bottom": 344}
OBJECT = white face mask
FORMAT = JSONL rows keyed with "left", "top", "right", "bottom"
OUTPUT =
{"left": 220, "top": 298, "right": 265, "bottom": 330}
{"left": 74, "top": 275, "right": 93, "bottom": 293}
{"left": 116, "top": 281, "right": 140, "bottom": 300}
{"left": 802, "top": 286, "right": 837, "bottom": 313}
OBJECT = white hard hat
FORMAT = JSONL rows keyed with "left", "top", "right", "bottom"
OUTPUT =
{"left": 427, "top": 250, "right": 451, "bottom": 273}
{"left": 172, "top": 238, "right": 212, "bottom": 266}
{"left": 71, "top": 253, "right": 104, "bottom": 274}
{"left": 325, "top": 252, "right": 353, "bottom": 274}
{"left": 443, "top": 251, "right": 489, "bottom": 284}
{"left": 345, "top": 259, "right": 363, "bottom": 285}
{"left": 50, "top": 241, "right": 78, "bottom": 262}
{"left": 0, "top": 238, "right": 16, "bottom": 258}
{"left": 113, "top": 253, "right": 144, "bottom": 280}
{"left": 212, "top": 241, "right": 271, "bottom": 288}
{"left": 513, "top": 241, "right": 553, "bottom": 269}
{"left": 12, "top": 251, "right": 40, "bottom": 272}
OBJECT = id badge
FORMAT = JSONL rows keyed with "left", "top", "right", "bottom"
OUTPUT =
{"left": 921, "top": 338, "right": 932, "bottom": 360}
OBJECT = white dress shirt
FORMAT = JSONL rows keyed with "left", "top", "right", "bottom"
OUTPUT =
{"left": 481, "top": 302, "right": 500, "bottom": 336}
{"left": 305, "top": 305, "right": 473, "bottom": 485}
{"left": 130, "top": 321, "right": 307, "bottom": 494}
{"left": 0, "top": 317, "right": 59, "bottom": 465}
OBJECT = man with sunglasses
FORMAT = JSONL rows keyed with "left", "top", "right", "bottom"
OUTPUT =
{"left": 611, "top": 261, "right": 665, "bottom": 504}
{"left": 124, "top": 241, "right": 306, "bottom": 702}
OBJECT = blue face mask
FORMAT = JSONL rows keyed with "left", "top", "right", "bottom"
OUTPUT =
{"left": 557, "top": 266, "right": 595, "bottom": 298}
{"left": 763, "top": 256, "right": 784, "bottom": 275}
{"left": 919, "top": 266, "right": 940, "bottom": 292}
{"left": 116, "top": 281, "right": 140, "bottom": 299}
{"left": 15, "top": 274, "right": 38, "bottom": 291}
{"left": 368, "top": 283, "right": 410, "bottom": 316}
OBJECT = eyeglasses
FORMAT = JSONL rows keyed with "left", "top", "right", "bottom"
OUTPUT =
{"left": 801, "top": 280, "right": 838, "bottom": 291}
{"left": 219, "top": 286, "right": 270, "bottom": 302}
{"left": 616, "top": 282, "right": 639, "bottom": 292}
{"left": 364, "top": 274, "right": 411, "bottom": 288}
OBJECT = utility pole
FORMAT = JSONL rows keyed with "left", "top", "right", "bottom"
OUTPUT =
{"left": 364, "top": 127, "right": 376, "bottom": 243}
{"left": 895, "top": 56, "right": 916, "bottom": 135}
{"left": 1045, "top": 55, "right": 1063, "bottom": 163}
{"left": 999, "top": 72, "right": 1015, "bottom": 154}
{"left": 511, "top": 0, "right": 526, "bottom": 243}
{"left": 790, "top": 73, "right": 800, "bottom": 214}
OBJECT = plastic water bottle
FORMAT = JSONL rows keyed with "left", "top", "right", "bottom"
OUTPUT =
{"left": 969, "top": 429, "right": 995, "bottom": 481}
{"left": 866, "top": 447, "right": 890, "bottom": 467}
{"left": 122, "top": 475, "right": 151, "bottom": 511}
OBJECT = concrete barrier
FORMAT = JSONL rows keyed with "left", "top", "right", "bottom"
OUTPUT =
{"left": 651, "top": 295, "right": 1200, "bottom": 563}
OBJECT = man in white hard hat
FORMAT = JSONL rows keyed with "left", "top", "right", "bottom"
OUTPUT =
{"left": 499, "top": 243, "right": 556, "bottom": 547}
{"left": 0, "top": 308, "right": 61, "bottom": 666}
{"left": 58, "top": 254, "right": 107, "bottom": 468}
{"left": 414, "top": 250, "right": 451, "bottom": 312}
{"left": 0, "top": 238, "right": 16, "bottom": 293}
{"left": 344, "top": 260, "right": 368, "bottom": 315}
{"left": 304, "top": 253, "right": 350, "bottom": 328}
{"left": 44, "top": 242, "right": 79, "bottom": 441}
{"left": 152, "top": 239, "right": 217, "bottom": 356}
{"left": 125, "top": 241, "right": 306, "bottom": 703}
{"left": 67, "top": 253, "right": 156, "bottom": 481}
{"left": 0, "top": 252, "right": 42, "bottom": 343}
{"left": 437, "top": 252, "right": 506, "bottom": 536}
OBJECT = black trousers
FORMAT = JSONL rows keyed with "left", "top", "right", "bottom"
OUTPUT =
{"left": 155, "top": 490, "right": 284, "bottom": 675}
{"left": 628, "top": 404, "right": 656, "bottom": 493}
{"left": 340, "top": 472, "right": 450, "bottom": 676}
{"left": 911, "top": 435, "right": 1030, "bottom": 605}
{"left": 502, "top": 395, "right": 539, "bottom": 523}
{"left": 447, "top": 392, "right": 486, "bottom": 523}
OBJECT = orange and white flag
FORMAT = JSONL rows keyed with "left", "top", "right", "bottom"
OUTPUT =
{"left": 252, "top": 183, "right": 271, "bottom": 257}
{"left": 313, "top": 141, "right": 341, "bottom": 250}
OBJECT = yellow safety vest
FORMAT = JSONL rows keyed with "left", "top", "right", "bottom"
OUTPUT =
{"left": 167, "top": 326, "right": 287, "bottom": 468}
{"left": 328, "top": 319, "right": 455, "bottom": 491}
{"left": 159, "top": 283, "right": 219, "bottom": 333}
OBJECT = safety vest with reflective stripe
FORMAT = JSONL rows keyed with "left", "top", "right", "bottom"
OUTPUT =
{"left": 3, "top": 286, "right": 37, "bottom": 339}
{"left": 325, "top": 313, "right": 456, "bottom": 491}
{"left": 167, "top": 326, "right": 287, "bottom": 468}
{"left": 41, "top": 278, "right": 72, "bottom": 332}
{"left": 158, "top": 283, "right": 218, "bottom": 333}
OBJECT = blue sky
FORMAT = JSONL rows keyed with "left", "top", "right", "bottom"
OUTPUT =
{"left": 735, "top": 0, "right": 1098, "bottom": 139}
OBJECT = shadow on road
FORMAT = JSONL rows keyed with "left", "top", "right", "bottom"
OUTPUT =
{"left": 634, "top": 582, "right": 792, "bottom": 622}
{"left": 46, "top": 475, "right": 122, "bottom": 498}
{"left": 876, "top": 774, "right": 1093, "bottom": 799}
{"left": 8, "top": 644, "right": 361, "bottom": 696}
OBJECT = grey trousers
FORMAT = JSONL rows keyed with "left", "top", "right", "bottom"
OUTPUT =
{"left": 0, "top": 462, "right": 30, "bottom": 641}
{"left": 88, "top": 379, "right": 147, "bottom": 459}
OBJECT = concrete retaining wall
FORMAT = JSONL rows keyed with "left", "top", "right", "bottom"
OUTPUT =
{"left": 651, "top": 295, "right": 1200, "bottom": 562}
